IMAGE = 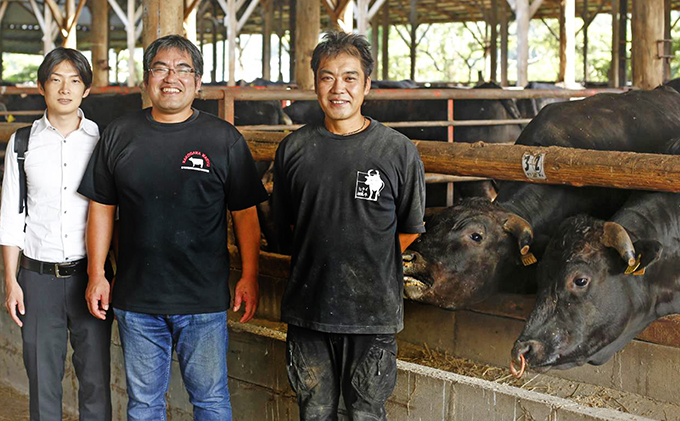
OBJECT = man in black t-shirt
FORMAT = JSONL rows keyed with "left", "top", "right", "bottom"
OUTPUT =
{"left": 78, "top": 35, "right": 267, "bottom": 420}
{"left": 273, "top": 32, "right": 425, "bottom": 420}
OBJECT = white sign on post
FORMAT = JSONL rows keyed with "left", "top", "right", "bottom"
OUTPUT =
{"left": 522, "top": 153, "right": 547, "bottom": 180}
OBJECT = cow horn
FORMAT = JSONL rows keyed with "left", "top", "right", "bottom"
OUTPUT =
{"left": 503, "top": 214, "right": 534, "bottom": 255}
{"left": 602, "top": 222, "right": 636, "bottom": 267}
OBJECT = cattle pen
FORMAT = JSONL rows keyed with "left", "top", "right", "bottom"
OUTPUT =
{"left": 1, "top": 83, "right": 680, "bottom": 421}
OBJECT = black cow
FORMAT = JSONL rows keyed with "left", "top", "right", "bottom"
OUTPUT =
{"left": 402, "top": 86, "right": 680, "bottom": 310}
{"left": 511, "top": 139, "right": 680, "bottom": 372}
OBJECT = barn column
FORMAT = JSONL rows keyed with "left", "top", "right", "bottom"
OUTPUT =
{"left": 0, "top": 1, "right": 7, "bottom": 80}
{"left": 631, "top": 0, "right": 664, "bottom": 89}
{"left": 663, "top": 0, "right": 671, "bottom": 81}
{"left": 618, "top": 0, "right": 628, "bottom": 86}
{"left": 382, "top": 0, "right": 389, "bottom": 80}
{"left": 558, "top": 0, "right": 575, "bottom": 86}
{"left": 289, "top": 0, "right": 295, "bottom": 81}
{"left": 371, "top": 17, "right": 378, "bottom": 79}
{"left": 610, "top": 0, "right": 619, "bottom": 86}
{"left": 262, "top": 0, "right": 273, "bottom": 80}
{"left": 356, "top": 0, "right": 368, "bottom": 35}
{"left": 295, "top": 0, "right": 319, "bottom": 89}
{"left": 510, "top": 0, "right": 544, "bottom": 87}
{"left": 500, "top": 0, "right": 508, "bottom": 85}
{"left": 582, "top": 0, "right": 588, "bottom": 83}
{"left": 127, "top": 0, "right": 136, "bottom": 86}
{"left": 62, "top": 0, "right": 76, "bottom": 48}
{"left": 44, "top": 4, "right": 55, "bottom": 53}
{"left": 489, "top": 0, "right": 498, "bottom": 83}
{"left": 90, "top": 0, "right": 109, "bottom": 87}
{"left": 408, "top": 0, "right": 417, "bottom": 81}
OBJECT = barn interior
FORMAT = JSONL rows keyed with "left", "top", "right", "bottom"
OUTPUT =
{"left": 1, "top": 1, "right": 680, "bottom": 420}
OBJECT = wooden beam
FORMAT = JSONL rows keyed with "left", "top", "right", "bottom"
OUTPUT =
{"left": 618, "top": 0, "right": 628, "bottom": 87}
{"left": 631, "top": 0, "right": 664, "bottom": 89}
{"left": 500, "top": 0, "right": 508, "bottom": 85}
{"left": 237, "top": 0, "right": 260, "bottom": 33}
{"left": 65, "top": 0, "right": 88, "bottom": 41}
{"left": 611, "top": 0, "right": 619, "bottom": 87}
{"left": 664, "top": 0, "right": 671, "bottom": 81}
{"left": 44, "top": 0, "right": 65, "bottom": 29}
{"left": 490, "top": 0, "right": 498, "bottom": 82}
{"left": 184, "top": 0, "right": 201, "bottom": 19}
{"left": 295, "top": 0, "right": 319, "bottom": 89}
{"left": 90, "top": 0, "right": 109, "bottom": 87}
{"left": 409, "top": 0, "right": 417, "bottom": 81}
{"left": 382, "top": 0, "right": 389, "bottom": 80}
{"left": 228, "top": 0, "right": 236, "bottom": 85}
{"left": 262, "top": 0, "right": 273, "bottom": 80}
{"left": 0, "top": 1, "right": 9, "bottom": 23}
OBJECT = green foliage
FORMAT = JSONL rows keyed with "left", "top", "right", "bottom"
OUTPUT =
{"left": 1, "top": 53, "right": 43, "bottom": 84}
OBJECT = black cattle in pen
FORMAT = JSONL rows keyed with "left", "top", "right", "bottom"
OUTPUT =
{"left": 402, "top": 85, "right": 680, "bottom": 311}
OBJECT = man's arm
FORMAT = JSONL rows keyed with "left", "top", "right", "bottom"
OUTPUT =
{"left": 399, "top": 233, "right": 420, "bottom": 253}
{"left": 231, "top": 206, "right": 261, "bottom": 323}
{"left": 3, "top": 246, "right": 23, "bottom": 327}
{"left": 85, "top": 201, "right": 116, "bottom": 320}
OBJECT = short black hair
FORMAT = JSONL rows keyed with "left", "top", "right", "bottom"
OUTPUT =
{"left": 37, "top": 47, "right": 93, "bottom": 89}
{"left": 143, "top": 35, "right": 203, "bottom": 83}
{"left": 311, "top": 31, "right": 374, "bottom": 81}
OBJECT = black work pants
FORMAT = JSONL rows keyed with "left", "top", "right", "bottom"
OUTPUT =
{"left": 286, "top": 325, "right": 398, "bottom": 421}
{"left": 18, "top": 268, "right": 113, "bottom": 421}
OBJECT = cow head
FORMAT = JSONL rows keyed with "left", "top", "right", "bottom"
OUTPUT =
{"left": 512, "top": 215, "right": 663, "bottom": 372}
{"left": 403, "top": 198, "right": 534, "bottom": 310}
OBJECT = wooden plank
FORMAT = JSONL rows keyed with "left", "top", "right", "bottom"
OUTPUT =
{"left": 295, "top": 0, "right": 319, "bottom": 89}
{"left": 631, "top": 0, "right": 664, "bottom": 89}
{"left": 91, "top": 0, "right": 109, "bottom": 87}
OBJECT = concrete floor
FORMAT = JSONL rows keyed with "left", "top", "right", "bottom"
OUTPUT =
{"left": 0, "top": 384, "right": 77, "bottom": 421}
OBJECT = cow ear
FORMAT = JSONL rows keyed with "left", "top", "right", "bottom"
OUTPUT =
{"left": 631, "top": 240, "right": 663, "bottom": 275}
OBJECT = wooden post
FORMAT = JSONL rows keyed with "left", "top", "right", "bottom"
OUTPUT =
{"left": 489, "top": 0, "right": 498, "bottom": 83}
{"left": 63, "top": 0, "right": 76, "bottom": 49}
{"left": 558, "top": 0, "right": 565, "bottom": 81}
{"left": 211, "top": 0, "right": 218, "bottom": 83}
{"left": 277, "top": 0, "right": 284, "bottom": 81}
{"left": 382, "top": 0, "right": 389, "bottom": 80}
{"left": 500, "top": 0, "right": 508, "bottom": 85}
{"left": 663, "top": 0, "right": 671, "bottom": 82}
{"left": 371, "top": 16, "right": 379, "bottom": 79}
{"left": 563, "top": 0, "right": 575, "bottom": 87}
{"left": 289, "top": 0, "right": 296, "bottom": 83}
{"left": 516, "top": 0, "right": 529, "bottom": 86}
{"left": 262, "top": 0, "right": 273, "bottom": 80}
{"left": 184, "top": 0, "right": 199, "bottom": 43}
{"left": 90, "top": 0, "right": 109, "bottom": 87}
{"left": 409, "top": 0, "right": 417, "bottom": 81}
{"left": 583, "top": 0, "right": 588, "bottom": 84}
{"left": 127, "top": 0, "right": 135, "bottom": 87}
{"left": 294, "top": 0, "right": 319, "bottom": 89}
{"left": 227, "top": 0, "right": 236, "bottom": 86}
{"left": 44, "top": 3, "right": 54, "bottom": 53}
{"left": 619, "top": 0, "right": 628, "bottom": 87}
{"left": 611, "top": 0, "right": 619, "bottom": 87}
{"left": 631, "top": 0, "right": 664, "bottom": 89}
{"left": 356, "top": 0, "right": 369, "bottom": 36}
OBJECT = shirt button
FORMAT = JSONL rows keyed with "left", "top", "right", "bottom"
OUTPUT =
{"left": 63, "top": 140, "right": 66, "bottom": 143}
{"left": 63, "top": 187, "right": 67, "bottom": 190}
{"left": 64, "top": 211, "right": 67, "bottom": 214}
{"left": 64, "top": 234, "right": 68, "bottom": 238}
{"left": 63, "top": 163, "right": 67, "bottom": 167}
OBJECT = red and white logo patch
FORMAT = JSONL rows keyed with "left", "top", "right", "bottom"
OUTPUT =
{"left": 181, "top": 151, "right": 211, "bottom": 173}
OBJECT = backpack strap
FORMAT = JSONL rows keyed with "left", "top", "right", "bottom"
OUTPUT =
{"left": 13, "top": 126, "right": 31, "bottom": 214}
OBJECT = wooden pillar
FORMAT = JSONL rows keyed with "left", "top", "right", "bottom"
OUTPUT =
{"left": 44, "top": 4, "right": 54, "bottom": 53}
{"left": 277, "top": 0, "right": 284, "bottom": 81}
{"left": 500, "top": 0, "right": 508, "bottom": 85}
{"left": 631, "top": 0, "right": 664, "bottom": 89}
{"left": 382, "top": 0, "right": 389, "bottom": 80}
{"left": 184, "top": 0, "right": 198, "bottom": 43}
{"left": 562, "top": 0, "right": 575, "bottom": 87}
{"left": 357, "top": 0, "right": 369, "bottom": 35}
{"left": 127, "top": 0, "right": 136, "bottom": 86}
{"left": 63, "top": 0, "right": 76, "bottom": 49}
{"left": 663, "top": 0, "right": 671, "bottom": 82}
{"left": 611, "top": 0, "right": 619, "bottom": 87}
{"left": 142, "top": 0, "right": 184, "bottom": 47}
{"left": 619, "top": 0, "right": 628, "bottom": 87}
{"left": 489, "top": 0, "right": 497, "bottom": 83}
{"left": 212, "top": 0, "right": 218, "bottom": 83}
{"left": 583, "top": 0, "right": 588, "bottom": 84}
{"left": 516, "top": 0, "right": 529, "bottom": 86}
{"left": 90, "top": 0, "right": 109, "bottom": 87}
{"left": 289, "top": 0, "right": 296, "bottom": 83}
{"left": 371, "top": 16, "right": 378, "bottom": 79}
{"left": 227, "top": 0, "right": 236, "bottom": 86}
{"left": 409, "top": 0, "right": 417, "bottom": 81}
{"left": 294, "top": 0, "right": 319, "bottom": 89}
{"left": 262, "top": 0, "right": 273, "bottom": 80}
{"left": 0, "top": 2, "right": 4, "bottom": 81}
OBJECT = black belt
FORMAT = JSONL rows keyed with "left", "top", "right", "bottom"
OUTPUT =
{"left": 20, "top": 255, "right": 87, "bottom": 278}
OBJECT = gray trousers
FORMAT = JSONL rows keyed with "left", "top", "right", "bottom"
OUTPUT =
{"left": 18, "top": 267, "right": 112, "bottom": 421}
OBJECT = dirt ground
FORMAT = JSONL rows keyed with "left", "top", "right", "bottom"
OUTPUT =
{"left": 0, "top": 385, "right": 77, "bottom": 421}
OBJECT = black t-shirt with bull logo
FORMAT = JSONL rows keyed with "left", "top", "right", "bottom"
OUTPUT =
{"left": 273, "top": 119, "right": 426, "bottom": 334}
{"left": 78, "top": 109, "right": 268, "bottom": 314}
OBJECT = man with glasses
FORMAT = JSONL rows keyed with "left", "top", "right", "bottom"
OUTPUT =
{"left": 78, "top": 34, "right": 267, "bottom": 420}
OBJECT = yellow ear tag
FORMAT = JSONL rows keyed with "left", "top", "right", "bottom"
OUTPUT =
{"left": 633, "top": 267, "right": 646, "bottom": 276}
{"left": 624, "top": 254, "right": 641, "bottom": 275}
{"left": 6, "top": 114, "right": 15, "bottom": 123}
{"left": 521, "top": 252, "right": 537, "bottom": 266}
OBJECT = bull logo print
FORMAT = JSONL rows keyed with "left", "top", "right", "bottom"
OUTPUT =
{"left": 181, "top": 151, "right": 211, "bottom": 173}
{"left": 355, "top": 169, "right": 385, "bottom": 201}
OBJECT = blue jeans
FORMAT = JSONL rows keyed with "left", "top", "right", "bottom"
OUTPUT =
{"left": 114, "top": 309, "right": 232, "bottom": 421}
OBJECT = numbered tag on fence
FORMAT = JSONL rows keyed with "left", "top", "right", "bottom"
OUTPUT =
{"left": 522, "top": 153, "right": 546, "bottom": 180}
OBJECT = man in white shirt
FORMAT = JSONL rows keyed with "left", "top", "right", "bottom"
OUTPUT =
{"left": 0, "top": 48, "right": 112, "bottom": 421}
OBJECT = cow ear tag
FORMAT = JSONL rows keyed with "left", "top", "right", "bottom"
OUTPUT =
{"left": 521, "top": 252, "right": 537, "bottom": 266}
{"left": 624, "top": 254, "right": 642, "bottom": 275}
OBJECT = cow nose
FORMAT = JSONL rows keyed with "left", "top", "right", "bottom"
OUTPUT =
{"left": 512, "top": 339, "right": 545, "bottom": 365}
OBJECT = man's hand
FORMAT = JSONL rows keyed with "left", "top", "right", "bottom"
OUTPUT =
{"left": 233, "top": 277, "right": 259, "bottom": 323}
{"left": 86, "top": 274, "right": 110, "bottom": 320}
{"left": 5, "top": 277, "right": 24, "bottom": 327}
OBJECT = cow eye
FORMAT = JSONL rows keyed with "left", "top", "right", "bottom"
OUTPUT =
{"left": 573, "top": 277, "right": 589, "bottom": 288}
{"left": 469, "top": 233, "right": 483, "bottom": 242}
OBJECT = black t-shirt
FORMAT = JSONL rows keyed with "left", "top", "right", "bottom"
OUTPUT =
{"left": 78, "top": 109, "right": 268, "bottom": 315}
{"left": 273, "top": 118, "right": 426, "bottom": 334}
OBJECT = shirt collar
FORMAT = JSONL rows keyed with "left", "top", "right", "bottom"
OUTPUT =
{"left": 34, "top": 108, "right": 99, "bottom": 137}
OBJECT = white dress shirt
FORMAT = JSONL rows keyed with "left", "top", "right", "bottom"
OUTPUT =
{"left": 0, "top": 110, "right": 99, "bottom": 263}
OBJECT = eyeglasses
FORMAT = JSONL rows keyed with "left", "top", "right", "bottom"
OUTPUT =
{"left": 148, "top": 67, "right": 196, "bottom": 78}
